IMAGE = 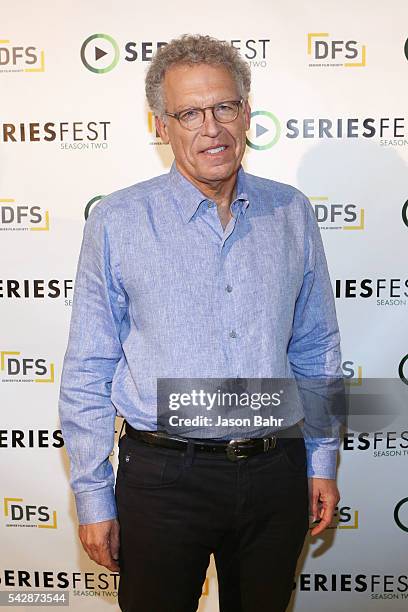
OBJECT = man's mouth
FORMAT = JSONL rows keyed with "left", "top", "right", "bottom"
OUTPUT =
{"left": 201, "top": 145, "right": 228, "bottom": 155}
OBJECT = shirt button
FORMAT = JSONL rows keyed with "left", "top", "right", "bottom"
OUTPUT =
{"left": 226, "top": 284, "right": 233, "bottom": 293}
{"left": 229, "top": 330, "right": 237, "bottom": 338}
{"left": 207, "top": 201, "right": 215, "bottom": 208}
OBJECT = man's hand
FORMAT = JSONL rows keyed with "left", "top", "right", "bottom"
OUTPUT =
{"left": 78, "top": 518, "right": 120, "bottom": 572}
{"left": 308, "top": 478, "right": 340, "bottom": 536}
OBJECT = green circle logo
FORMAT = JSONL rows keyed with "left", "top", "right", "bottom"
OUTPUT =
{"left": 402, "top": 199, "right": 408, "bottom": 228}
{"left": 246, "top": 111, "right": 281, "bottom": 150}
{"left": 84, "top": 195, "right": 104, "bottom": 220}
{"left": 80, "top": 34, "right": 119, "bottom": 74}
{"left": 394, "top": 497, "right": 408, "bottom": 532}
{"left": 399, "top": 354, "right": 408, "bottom": 386}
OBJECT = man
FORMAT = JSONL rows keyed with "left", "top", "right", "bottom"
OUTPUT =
{"left": 59, "top": 34, "right": 342, "bottom": 612}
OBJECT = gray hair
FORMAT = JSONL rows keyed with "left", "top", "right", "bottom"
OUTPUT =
{"left": 145, "top": 34, "right": 251, "bottom": 118}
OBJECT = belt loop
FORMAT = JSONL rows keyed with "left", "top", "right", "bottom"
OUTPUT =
{"left": 184, "top": 439, "right": 195, "bottom": 467}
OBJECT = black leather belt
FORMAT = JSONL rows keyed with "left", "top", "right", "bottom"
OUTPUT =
{"left": 124, "top": 421, "right": 303, "bottom": 462}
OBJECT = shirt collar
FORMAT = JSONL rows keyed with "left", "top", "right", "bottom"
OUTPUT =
{"left": 169, "top": 160, "right": 250, "bottom": 223}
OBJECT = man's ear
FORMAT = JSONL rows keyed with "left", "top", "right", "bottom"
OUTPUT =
{"left": 155, "top": 115, "right": 170, "bottom": 144}
{"left": 243, "top": 100, "right": 251, "bottom": 131}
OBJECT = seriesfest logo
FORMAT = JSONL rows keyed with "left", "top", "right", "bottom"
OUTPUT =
{"left": 246, "top": 111, "right": 408, "bottom": 149}
{"left": 307, "top": 32, "right": 366, "bottom": 68}
{"left": 335, "top": 277, "right": 408, "bottom": 307}
{"left": 80, "top": 34, "right": 271, "bottom": 73}
{"left": 0, "top": 279, "right": 73, "bottom": 306}
{"left": 294, "top": 573, "right": 408, "bottom": 599}
{"left": 0, "top": 427, "right": 122, "bottom": 450}
{"left": 0, "top": 37, "right": 45, "bottom": 73}
{"left": 0, "top": 429, "right": 63, "bottom": 448}
{"left": 343, "top": 357, "right": 408, "bottom": 459}
{"left": 0, "top": 569, "right": 119, "bottom": 598}
{"left": 343, "top": 431, "right": 408, "bottom": 457}
{"left": 0, "top": 199, "right": 49, "bottom": 232}
{"left": 3, "top": 497, "right": 57, "bottom": 528}
{"left": 0, "top": 350, "right": 55, "bottom": 384}
{"left": 0, "top": 569, "right": 209, "bottom": 600}
{"left": 0, "top": 121, "right": 110, "bottom": 150}
{"left": 0, "top": 426, "right": 120, "bottom": 449}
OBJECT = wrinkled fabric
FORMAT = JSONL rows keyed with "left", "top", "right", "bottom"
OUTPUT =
{"left": 58, "top": 161, "right": 343, "bottom": 524}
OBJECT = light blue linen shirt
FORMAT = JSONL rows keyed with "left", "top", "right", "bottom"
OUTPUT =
{"left": 58, "top": 161, "right": 343, "bottom": 525}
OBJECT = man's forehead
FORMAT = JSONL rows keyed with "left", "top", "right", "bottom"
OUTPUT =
{"left": 163, "top": 63, "right": 239, "bottom": 108}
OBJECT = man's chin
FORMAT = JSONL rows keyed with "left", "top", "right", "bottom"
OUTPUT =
{"left": 198, "top": 162, "right": 236, "bottom": 183}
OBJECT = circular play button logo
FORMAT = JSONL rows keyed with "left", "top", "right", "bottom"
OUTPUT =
{"left": 80, "top": 33, "right": 120, "bottom": 74}
{"left": 399, "top": 354, "right": 408, "bottom": 386}
{"left": 246, "top": 110, "right": 281, "bottom": 150}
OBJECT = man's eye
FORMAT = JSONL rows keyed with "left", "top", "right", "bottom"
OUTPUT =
{"left": 180, "top": 109, "right": 200, "bottom": 122}
{"left": 216, "top": 103, "right": 235, "bottom": 112}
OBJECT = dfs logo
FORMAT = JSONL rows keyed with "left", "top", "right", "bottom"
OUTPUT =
{"left": 1, "top": 350, "right": 55, "bottom": 383}
{"left": 0, "top": 37, "right": 45, "bottom": 73}
{"left": 0, "top": 198, "right": 49, "bottom": 231}
{"left": 310, "top": 196, "right": 364, "bottom": 230}
{"left": 331, "top": 505, "right": 359, "bottom": 529}
{"left": 307, "top": 32, "right": 366, "bottom": 67}
{"left": 342, "top": 360, "right": 363, "bottom": 386}
{"left": 3, "top": 497, "right": 57, "bottom": 528}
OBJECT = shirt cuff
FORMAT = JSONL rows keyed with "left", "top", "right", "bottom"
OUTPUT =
{"left": 305, "top": 444, "right": 338, "bottom": 480}
{"left": 74, "top": 486, "right": 118, "bottom": 525}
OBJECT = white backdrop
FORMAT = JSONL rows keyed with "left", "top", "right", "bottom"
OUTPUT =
{"left": 1, "top": 1, "right": 408, "bottom": 610}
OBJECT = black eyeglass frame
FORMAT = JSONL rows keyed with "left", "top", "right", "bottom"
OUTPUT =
{"left": 164, "top": 99, "right": 244, "bottom": 130}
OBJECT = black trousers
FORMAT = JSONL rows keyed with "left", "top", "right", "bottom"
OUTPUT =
{"left": 115, "top": 430, "right": 309, "bottom": 612}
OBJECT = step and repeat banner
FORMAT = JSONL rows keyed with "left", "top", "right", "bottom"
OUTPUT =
{"left": 1, "top": 1, "right": 408, "bottom": 610}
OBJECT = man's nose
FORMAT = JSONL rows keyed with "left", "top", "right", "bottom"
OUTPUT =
{"left": 200, "top": 108, "right": 222, "bottom": 137}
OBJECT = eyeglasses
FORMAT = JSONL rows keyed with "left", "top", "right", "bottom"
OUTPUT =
{"left": 165, "top": 99, "right": 243, "bottom": 130}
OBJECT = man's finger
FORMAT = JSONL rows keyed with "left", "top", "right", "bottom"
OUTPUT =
{"left": 310, "top": 513, "right": 331, "bottom": 536}
{"left": 78, "top": 519, "right": 120, "bottom": 572}
{"left": 310, "top": 499, "right": 337, "bottom": 536}
{"left": 86, "top": 541, "right": 119, "bottom": 572}
{"left": 110, "top": 523, "right": 120, "bottom": 564}
{"left": 309, "top": 490, "right": 320, "bottom": 522}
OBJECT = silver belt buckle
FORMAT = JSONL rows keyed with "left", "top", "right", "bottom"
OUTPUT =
{"left": 226, "top": 438, "right": 250, "bottom": 462}
{"left": 263, "top": 436, "right": 277, "bottom": 451}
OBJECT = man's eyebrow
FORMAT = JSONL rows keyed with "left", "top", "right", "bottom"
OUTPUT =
{"left": 174, "top": 99, "right": 233, "bottom": 113}
{"left": 174, "top": 104, "right": 199, "bottom": 113}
